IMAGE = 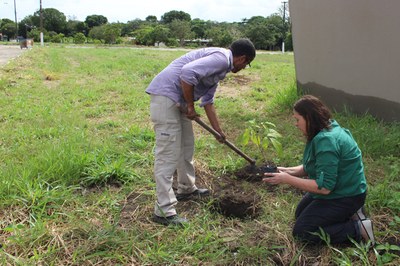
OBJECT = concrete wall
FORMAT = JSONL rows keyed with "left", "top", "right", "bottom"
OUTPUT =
{"left": 289, "top": 0, "right": 400, "bottom": 122}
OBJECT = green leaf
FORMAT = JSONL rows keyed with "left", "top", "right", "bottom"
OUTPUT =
{"left": 271, "top": 138, "right": 283, "bottom": 157}
{"left": 389, "top": 245, "right": 400, "bottom": 251}
{"left": 263, "top": 121, "right": 276, "bottom": 128}
{"left": 239, "top": 129, "right": 250, "bottom": 145}
{"left": 261, "top": 137, "right": 269, "bottom": 150}
{"left": 381, "top": 253, "right": 395, "bottom": 263}
{"left": 267, "top": 129, "right": 282, "bottom": 138}
{"left": 250, "top": 134, "right": 260, "bottom": 146}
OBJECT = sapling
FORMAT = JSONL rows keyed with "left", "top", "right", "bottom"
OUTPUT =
{"left": 238, "top": 119, "right": 283, "bottom": 162}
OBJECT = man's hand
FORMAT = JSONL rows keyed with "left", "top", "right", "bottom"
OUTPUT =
{"left": 215, "top": 130, "right": 226, "bottom": 143}
{"left": 181, "top": 80, "right": 197, "bottom": 119}
{"left": 186, "top": 105, "right": 199, "bottom": 120}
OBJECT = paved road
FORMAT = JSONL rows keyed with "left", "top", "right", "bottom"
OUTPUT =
{"left": 0, "top": 45, "right": 24, "bottom": 67}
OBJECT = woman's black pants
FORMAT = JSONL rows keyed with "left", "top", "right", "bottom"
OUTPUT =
{"left": 293, "top": 192, "right": 366, "bottom": 244}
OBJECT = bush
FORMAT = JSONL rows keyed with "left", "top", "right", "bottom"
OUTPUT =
{"left": 73, "top": 33, "right": 86, "bottom": 44}
{"left": 165, "top": 38, "right": 179, "bottom": 47}
{"left": 51, "top": 33, "right": 64, "bottom": 43}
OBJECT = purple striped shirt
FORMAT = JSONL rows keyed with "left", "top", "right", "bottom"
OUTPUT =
{"left": 145, "top": 47, "right": 233, "bottom": 107}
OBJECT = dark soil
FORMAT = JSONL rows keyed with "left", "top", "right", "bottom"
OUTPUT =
{"left": 211, "top": 174, "right": 262, "bottom": 219}
{"left": 234, "top": 162, "right": 278, "bottom": 182}
{"left": 210, "top": 162, "right": 277, "bottom": 219}
{"left": 167, "top": 162, "right": 277, "bottom": 219}
{"left": 107, "top": 162, "right": 280, "bottom": 221}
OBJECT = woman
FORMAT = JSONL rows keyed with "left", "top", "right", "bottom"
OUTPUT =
{"left": 263, "top": 95, "right": 374, "bottom": 245}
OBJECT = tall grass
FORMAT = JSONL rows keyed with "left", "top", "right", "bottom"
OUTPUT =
{"left": 0, "top": 46, "right": 399, "bottom": 265}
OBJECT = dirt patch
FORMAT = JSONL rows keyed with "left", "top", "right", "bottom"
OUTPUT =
{"left": 118, "top": 162, "right": 278, "bottom": 226}
{"left": 119, "top": 190, "right": 153, "bottom": 229}
{"left": 221, "top": 74, "right": 252, "bottom": 86}
{"left": 217, "top": 74, "right": 255, "bottom": 97}
{"left": 211, "top": 174, "right": 262, "bottom": 219}
{"left": 209, "top": 162, "right": 278, "bottom": 219}
{"left": 234, "top": 162, "right": 278, "bottom": 182}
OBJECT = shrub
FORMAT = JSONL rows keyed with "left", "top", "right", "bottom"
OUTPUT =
{"left": 73, "top": 32, "right": 86, "bottom": 44}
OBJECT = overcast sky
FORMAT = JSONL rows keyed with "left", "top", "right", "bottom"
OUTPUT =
{"left": 1, "top": 0, "right": 285, "bottom": 23}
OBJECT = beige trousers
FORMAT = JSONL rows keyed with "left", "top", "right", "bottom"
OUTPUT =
{"left": 150, "top": 95, "right": 197, "bottom": 217}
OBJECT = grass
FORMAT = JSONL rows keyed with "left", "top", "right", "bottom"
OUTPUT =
{"left": 0, "top": 45, "right": 399, "bottom": 265}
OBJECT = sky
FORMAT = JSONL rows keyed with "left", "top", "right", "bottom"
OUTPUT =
{"left": 1, "top": 0, "right": 285, "bottom": 23}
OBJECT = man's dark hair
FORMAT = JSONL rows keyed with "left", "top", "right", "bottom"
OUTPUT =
{"left": 229, "top": 38, "right": 256, "bottom": 61}
{"left": 294, "top": 95, "right": 332, "bottom": 141}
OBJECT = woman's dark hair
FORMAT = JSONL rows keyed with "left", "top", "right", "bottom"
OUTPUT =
{"left": 294, "top": 95, "right": 332, "bottom": 141}
{"left": 229, "top": 38, "right": 256, "bottom": 61}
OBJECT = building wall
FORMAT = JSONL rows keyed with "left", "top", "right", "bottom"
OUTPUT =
{"left": 289, "top": 0, "right": 400, "bottom": 122}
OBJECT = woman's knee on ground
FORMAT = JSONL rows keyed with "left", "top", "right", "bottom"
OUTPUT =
{"left": 292, "top": 222, "right": 320, "bottom": 243}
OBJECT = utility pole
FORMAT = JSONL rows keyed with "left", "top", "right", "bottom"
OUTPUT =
{"left": 13, "top": 0, "right": 18, "bottom": 39}
{"left": 282, "top": 1, "right": 287, "bottom": 53}
{"left": 40, "top": 0, "right": 44, "bottom": 46}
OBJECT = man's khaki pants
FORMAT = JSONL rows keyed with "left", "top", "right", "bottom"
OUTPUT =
{"left": 150, "top": 95, "right": 197, "bottom": 217}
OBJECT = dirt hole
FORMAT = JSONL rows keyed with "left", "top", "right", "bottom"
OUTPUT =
{"left": 211, "top": 162, "right": 277, "bottom": 219}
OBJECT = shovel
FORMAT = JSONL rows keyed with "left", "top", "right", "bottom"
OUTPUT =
{"left": 194, "top": 117, "right": 256, "bottom": 166}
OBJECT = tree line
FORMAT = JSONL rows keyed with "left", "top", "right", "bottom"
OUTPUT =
{"left": 0, "top": 8, "right": 292, "bottom": 50}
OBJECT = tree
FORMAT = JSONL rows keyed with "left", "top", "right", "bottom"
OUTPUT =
{"left": 121, "top": 19, "right": 142, "bottom": 36}
{"left": 103, "top": 23, "right": 122, "bottom": 44}
{"left": 285, "top": 32, "right": 293, "bottom": 51}
{"left": 18, "top": 16, "right": 35, "bottom": 37}
{"left": 152, "top": 25, "right": 170, "bottom": 46}
{"left": 169, "top": 19, "right": 193, "bottom": 46}
{"left": 1, "top": 19, "right": 17, "bottom": 38}
{"left": 161, "top": 10, "right": 191, "bottom": 24}
{"left": 226, "top": 22, "right": 244, "bottom": 41}
{"left": 27, "top": 28, "right": 50, "bottom": 42}
{"left": 32, "top": 8, "right": 67, "bottom": 34}
{"left": 145, "top": 15, "right": 157, "bottom": 23}
{"left": 244, "top": 16, "right": 277, "bottom": 50}
{"left": 1, "top": 21, "right": 17, "bottom": 39}
{"left": 66, "top": 20, "right": 88, "bottom": 37}
{"left": 84, "top": 17, "right": 121, "bottom": 44}
{"left": 206, "top": 25, "right": 233, "bottom": 47}
{"left": 74, "top": 32, "right": 86, "bottom": 44}
{"left": 1, "top": 18, "right": 14, "bottom": 25}
{"left": 265, "top": 14, "right": 285, "bottom": 50}
{"left": 191, "top": 18, "right": 207, "bottom": 39}
{"left": 85, "top": 15, "right": 108, "bottom": 29}
{"left": 88, "top": 25, "right": 105, "bottom": 42}
{"left": 51, "top": 33, "right": 65, "bottom": 43}
{"left": 133, "top": 26, "right": 154, "bottom": 46}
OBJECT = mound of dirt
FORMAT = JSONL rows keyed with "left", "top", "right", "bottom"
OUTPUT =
{"left": 234, "top": 163, "right": 278, "bottom": 182}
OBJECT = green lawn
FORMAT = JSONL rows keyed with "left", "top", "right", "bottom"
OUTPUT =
{"left": 0, "top": 45, "right": 399, "bottom": 265}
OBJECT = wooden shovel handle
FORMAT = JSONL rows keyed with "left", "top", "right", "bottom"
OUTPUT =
{"left": 194, "top": 117, "right": 256, "bottom": 165}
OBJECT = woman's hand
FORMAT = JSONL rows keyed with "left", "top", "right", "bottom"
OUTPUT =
{"left": 276, "top": 165, "right": 306, "bottom": 177}
{"left": 263, "top": 171, "right": 331, "bottom": 195}
{"left": 277, "top": 167, "right": 296, "bottom": 176}
{"left": 262, "top": 171, "right": 288, "bottom": 185}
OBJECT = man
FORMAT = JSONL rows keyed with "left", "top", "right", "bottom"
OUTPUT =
{"left": 146, "top": 38, "right": 256, "bottom": 226}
